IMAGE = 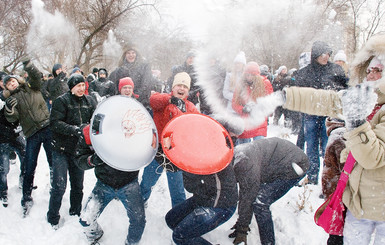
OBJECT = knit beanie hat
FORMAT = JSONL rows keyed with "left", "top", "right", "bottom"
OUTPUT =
{"left": 233, "top": 51, "right": 246, "bottom": 65}
{"left": 244, "top": 62, "right": 260, "bottom": 75}
{"left": 68, "top": 73, "right": 85, "bottom": 90}
{"left": 119, "top": 77, "right": 139, "bottom": 98}
{"left": 172, "top": 72, "right": 191, "bottom": 89}
{"left": 333, "top": 50, "right": 347, "bottom": 63}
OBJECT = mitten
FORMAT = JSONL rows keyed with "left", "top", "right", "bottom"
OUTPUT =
{"left": 170, "top": 96, "right": 186, "bottom": 112}
{"left": 340, "top": 84, "right": 377, "bottom": 130}
{"left": 5, "top": 97, "right": 17, "bottom": 114}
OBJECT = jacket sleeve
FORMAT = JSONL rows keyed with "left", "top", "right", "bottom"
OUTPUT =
{"left": 283, "top": 86, "right": 343, "bottom": 119}
{"left": 150, "top": 93, "right": 171, "bottom": 112}
{"left": 75, "top": 136, "right": 96, "bottom": 170}
{"left": 344, "top": 117, "right": 385, "bottom": 169}
{"left": 136, "top": 63, "right": 152, "bottom": 107}
{"left": 24, "top": 63, "right": 43, "bottom": 91}
{"left": 4, "top": 96, "right": 20, "bottom": 123}
{"left": 234, "top": 162, "right": 261, "bottom": 227}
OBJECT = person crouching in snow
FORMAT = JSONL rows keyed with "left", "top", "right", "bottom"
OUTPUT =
{"left": 75, "top": 125, "right": 146, "bottom": 245}
{"left": 229, "top": 137, "right": 309, "bottom": 245}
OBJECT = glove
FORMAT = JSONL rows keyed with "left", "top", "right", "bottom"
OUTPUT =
{"left": 340, "top": 84, "right": 377, "bottom": 130}
{"left": 5, "top": 97, "right": 17, "bottom": 113}
{"left": 90, "top": 154, "right": 104, "bottom": 166}
{"left": 170, "top": 96, "right": 186, "bottom": 112}
{"left": 74, "top": 126, "right": 83, "bottom": 137}
{"left": 229, "top": 223, "right": 250, "bottom": 245}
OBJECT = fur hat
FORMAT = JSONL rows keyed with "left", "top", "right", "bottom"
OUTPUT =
{"left": 349, "top": 34, "right": 385, "bottom": 86}
{"left": 68, "top": 74, "right": 85, "bottom": 90}
{"left": 233, "top": 51, "right": 246, "bottom": 65}
{"left": 172, "top": 72, "right": 191, "bottom": 89}
{"left": 367, "top": 56, "right": 384, "bottom": 72}
{"left": 244, "top": 62, "right": 260, "bottom": 75}
{"left": 333, "top": 50, "right": 347, "bottom": 63}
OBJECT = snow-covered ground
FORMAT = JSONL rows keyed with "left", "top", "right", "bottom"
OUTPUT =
{"left": 0, "top": 122, "right": 329, "bottom": 245}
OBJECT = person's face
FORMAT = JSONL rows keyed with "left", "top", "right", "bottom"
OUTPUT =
{"left": 71, "top": 82, "right": 86, "bottom": 97}
{"left": 316, "top": 53, "right": 330, "bottom": 65}
{"left": 186, "top": 56, "right": 194, "bottom": 66}
{"left": 99, "top": 73, "right": 106, "bottom": 78}
{"left": 120, "top": 85, "right": 133, "bottom": 97}
{"left": 125, "top": 50, "right": 137, "bottom": 63}
{"left": 5, "top": 78, "right": 20, "bottom": 91}
{"left": 55, "top": 67, "right": 63, "bottom": 76}
{"left": 366, "top": 67, "right": 382, "bottom": 82}
{"left": 172, "top": 84, "right": 189, "bottom": 99}
{"left": 245, "top": 73, "right": 254, "bottom": 82}
{"left": 281, "top": 68, "right": 287, "bottom": 75}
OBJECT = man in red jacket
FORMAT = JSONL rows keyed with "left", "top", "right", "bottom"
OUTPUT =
{"left": 140, "top": 72, "right": 199, "bottom": 208}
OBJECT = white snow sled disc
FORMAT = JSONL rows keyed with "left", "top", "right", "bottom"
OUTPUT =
{"left": 90, "top": 95, "right": 158, "bottom": 171}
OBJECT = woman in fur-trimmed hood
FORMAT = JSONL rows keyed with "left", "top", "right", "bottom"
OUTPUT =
{"left": 280, "top": 34, "right": 385, "bottom": 244}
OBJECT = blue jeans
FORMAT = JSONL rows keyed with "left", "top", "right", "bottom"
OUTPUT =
{"left": 236, "top": 135, "right": 264, "bottom": 145}
{"left": 140, "top": 158, "right": 186, "bottom": 207}
{"left": 22, "top": 126, "right": 53, "bottom": 204}
{"left": 0, "top": 138, "right": 26, "bottom": 197}
{"left": 47, "top": 150, "right": 84, "bottom": 225}
{"left": 303, "top": 115, "right": 327, "bottom": 184}
{"left": 253, "top": 177, "right": 302, "bottom": 245}
{"left": 0, "top": 144, "right": 11, "bottom": 198}
{"left": 80, "top": 179, "right": 146, "bottom": 244}
{"left": 166, "top": 197, "right": 236, "bottom": 245}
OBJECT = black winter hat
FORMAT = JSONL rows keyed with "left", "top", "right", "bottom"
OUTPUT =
{"left": 98, "top": 68, "right": 108, "bottom": 77}
{"left": 68, "top": 74, "right": 85, "bottom": 90}
{"left": 311, "top": 41, "right": 333, "bottom": 61}
{"left": 3, "top": 75, "right": 20, "bottom": 87}
{"left": 92, "top": 67, "right": 99, "bottom": 73}
{"left": 52, "top": 63, "right": 63, "bottom": 77}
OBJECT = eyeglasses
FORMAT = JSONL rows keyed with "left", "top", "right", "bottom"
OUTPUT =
{"left": 366, "top": 68, "right": 383, "bottom": 74}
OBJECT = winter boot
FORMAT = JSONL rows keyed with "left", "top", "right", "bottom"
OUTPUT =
{"left": 21, "top": 198, "right": 34, "bottom": 217}
{"left": 1, "top": 195, "right": 8, "bottom": 207}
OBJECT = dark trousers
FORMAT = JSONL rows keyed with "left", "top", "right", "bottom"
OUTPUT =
{"left": 22, "top": 127, "right": 53, "bottom": 205}
{"left": 253, "top": 177, "right": 302, "bottom": 245}
{"left": 47, "top": 150, "right": 84, "bottom": 225}
{"left": 166, "top": 197, "right": 236, "bottom": 245}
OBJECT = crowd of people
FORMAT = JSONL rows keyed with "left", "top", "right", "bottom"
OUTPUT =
{"left": 0, "top": 33, "right": 384, "bottom": 245}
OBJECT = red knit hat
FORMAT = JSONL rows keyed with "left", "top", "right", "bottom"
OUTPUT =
{"left": 119, "top": 77, "right": 139, "bottom": 98}
{"left": 245, "top": 62, "right": 260, "bottom": 75}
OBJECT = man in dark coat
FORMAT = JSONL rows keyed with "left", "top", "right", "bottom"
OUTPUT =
{"left": 47, "top": 74, "right": 97, "bottom": 228}
{"left": 292, "top": 41, "right": 348, "bottom": 185}
{"left": 42, "top": 63, "right": 69, "bottom": 106}
{"left": 88, "top": 68, "right": 115, "bottom": 102}
{"left": 109, "top": 47, "right": 152, "bottom": 108}
{"left": 3, "top": 60, "right": 53, "bottom": 215}
{"left": 229, "top": 137, "right": 309, "bottom": 245}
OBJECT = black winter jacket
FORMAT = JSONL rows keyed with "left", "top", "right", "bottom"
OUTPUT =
{"left": 42, "top": 72, "right": 69, "bottom": 102}
{"left": 75, "top": 136, "right": 139, "bottom": 189}
{"left": 233, "top": 137, "right": 309, "bottom": 227}
{"left": 109, "top": 60, "right": 152, "bottom": 107}
{"left": 293, "top": 41, "right": 348, "bottom": 91}
{"left": 50, "top": 92, "right": 97, "bottom": 154}
{"left": 88, "top": 78, "right": 116, "bottom": 98}
{"left": 182, "top": 163, "right": 238, "bottom": 209}
{"left": 0, "top": 90, "right": 19, "bottom": 143}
